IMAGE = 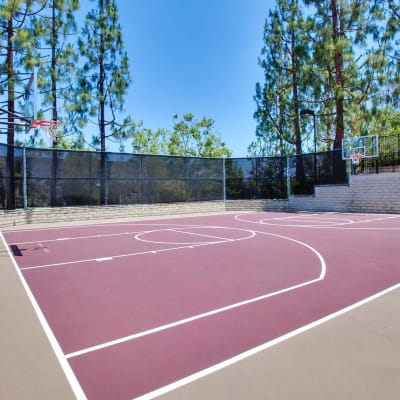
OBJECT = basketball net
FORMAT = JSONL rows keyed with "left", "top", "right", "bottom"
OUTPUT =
{"left": 30, "top": 120, "right": 60, "bottom": 143}
{"left": 350, "top": 152, "right": 362, "bottom": 165}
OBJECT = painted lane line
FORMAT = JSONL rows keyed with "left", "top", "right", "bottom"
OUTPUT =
{"left": 19, "top": 242, "right": 212, "bottom": 271}
{"left": 66, "top": 278, "right": 324, "bottom": 360}
{"left": 234, "top": 213, "right": 355, "bottom": 227}
{"left": 355, "top": 215, "right": 399, "bottom": 224}
{"left": 9, "top": 230, "right": 142, "bottom": 246}
{"left": 95, "top": 257, "right": 113, "bottom": 262}
{"left": 0, "top": 231, "right": 87, "bottom": 400}
{"left": 3, "top": 222, "right": 203, "bottom": 235}
{"left": 65, "top": 231, "right": 326, "bottom": 359}
{"left": 235, "top": 213, "right": 400, "bottom": 230}
{"left": 168, "top": 228, "right": 237, "bottom": 242}
{"left": 135, "top": 282, "right": 400, "bottom": 400}
{"left": 135, "top": 227, "right": 255, "bottom": 246}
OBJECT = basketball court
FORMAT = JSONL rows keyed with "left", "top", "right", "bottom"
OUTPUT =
{"left": 1, "top": 211, "right": 399, "bottom": 399}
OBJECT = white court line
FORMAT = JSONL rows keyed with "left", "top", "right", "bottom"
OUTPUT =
{"left": 9, "top": 230, "right": 139, "bottom": 245}
{"left": 19, "top": 244, "right": 207, "bottom": 271}
{"left": 3, "top": 221, "right": 203, "bottom": 234}
{"left": 354, "top": 215, "right": 399, "bottom": 224}
{"left": 235, "top": 213, "right": 400, "bottom": 229}
{"left": 0, "top": 231, "right": 87, "bottom": 400}
{"left": 8, "top": 225, "right": 202, "bottom": 246}
{"left": 19, "top": 227, "right": 256, "bottom": 271}
{"left": 235, "top": 213, "right": 354, "bottom": 227}
{"left": 65, "top": 230, "right": 326, "bottom": 359}
{"left": 66, "top": 277, "right": 323, "bottom": 359}
{"left": 260, "top": 219, "right": 354, "bottom": 227}
{"left": 168, "top": 228, "right": 239, "bottom": 242}
{"left": 134, "top": 282, "right": 400, "bottom": 400}
{"left": 135, "top": 227, "right": 255, "bottom": 245}
{"left": 8, "top": 224, "right": 241, "bottom": 246}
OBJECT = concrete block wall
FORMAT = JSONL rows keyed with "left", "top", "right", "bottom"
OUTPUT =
{"left": 348, "top": 173, "right": 400, "bottom": 213}
{"left": 224, "top": 199, "right": 287, "bottom": 212}
{"left": 0, "top": 201, "right": 226, "bottom": 228}
{"left": 0, "top": 199, "right": 290, "bottom": 229}
{"left": 1, "top": 173, "right": 399, "bottom": 228}
{"left": 288, "top": 185, "right": 349, "bottom": 213}
{"left": 289, "top": 173, "right": 400, "bottom": 214}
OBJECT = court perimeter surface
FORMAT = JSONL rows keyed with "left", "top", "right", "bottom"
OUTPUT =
{"left": 1, "top": 211, "right": 399, "bottom": 400}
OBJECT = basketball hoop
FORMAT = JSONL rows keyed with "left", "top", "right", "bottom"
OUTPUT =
{"left": 350, "top": 152, "right": 363, "bottom": 165}
{"left": 30, "top": 119, "right": 60, "bottom": 142}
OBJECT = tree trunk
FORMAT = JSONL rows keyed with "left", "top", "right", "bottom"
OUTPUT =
{"left": 51, "top": 3, "right": 58, "bottom": 206}
{"left": 331, "top": 0, "right": 345, "bottom": 149}
{"left": 6, "top": 17, "right": 15, "bottom": 210}
{"left": 99, "top": 0, "right": 106, "bottom": 205}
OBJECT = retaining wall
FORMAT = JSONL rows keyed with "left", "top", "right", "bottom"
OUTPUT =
{"left": 0, "top": 173, "right": 398, "bottom": 228}
{"left": 289, "top": 173, "right": 400, "bottom": 214}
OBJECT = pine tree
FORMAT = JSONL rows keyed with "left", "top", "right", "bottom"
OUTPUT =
{"left": 34, "top": 0, "right": 80, "bottom": 147}
{"left": 76, "top": 0, "right": 131, "bottom": 204}
{"left": 304, "top": 0, "right": 384, "bottom": 148}
{"left": 253, "top": 0, "right": 309, "bottom": 157}
{"left": 0, "top": 0, "right": 43, "bottom": 209}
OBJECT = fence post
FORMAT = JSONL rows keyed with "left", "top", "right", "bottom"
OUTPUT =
{"left": 286, "top": 156, "right": 290, "bottom": 197}
{"left": 222, "top": 156, "right": 226, "bottom": 201}
{"left": 23, "top": 146, "right": 27, "bottom": 209}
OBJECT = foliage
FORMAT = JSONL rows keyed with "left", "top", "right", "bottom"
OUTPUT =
{"left": 252, "top": 0, "right": 308, "bottom": 157}
{"left": 75, "top": 0, "right": 132, "bottom": 152}
{"left": 34, "top": 0, "right": 80, "bottom": 147}
{"left": 131, "top": 113, "right": 232, "bottom": 157}
{"left": 253, "top": 0, "right": 400, "bottom": 156}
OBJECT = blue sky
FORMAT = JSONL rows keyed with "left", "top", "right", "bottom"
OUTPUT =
{"left": 116, "top": 0, "right": 274, "bottom": 156}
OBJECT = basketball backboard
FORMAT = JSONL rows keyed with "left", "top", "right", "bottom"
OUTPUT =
{"left": 342, "top": 134, "right": 379, "bottom": 160}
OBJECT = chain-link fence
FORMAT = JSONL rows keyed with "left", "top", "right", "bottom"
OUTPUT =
{"left": 0, "top": 146, "right": 225, "bottom": 208}
{"left": 1, "top": 135, "right": 399, "bottom": 210}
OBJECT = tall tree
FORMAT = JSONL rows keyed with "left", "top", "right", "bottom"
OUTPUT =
{"left": 0, "top": 0, "right": 40, "bottom": 144}
{"left": 369, "top": 0, "right": 400, "bottom": 135}
{"left": 0, "top": 0, "right": 43, "bottom": 209}
{"left": 253, "top": 0, "right": 309, "bottom": 157}
{"left": 30, "top": 0, "right": 80, "bottom": 207}
{"left": 130, "top": 114, "right": 231, "bottom": 157}
{"left": 34, "top": 0, "right": 80, "bottom": 147}
{"left": 130, "top": 121, "right": 170, "bottom": 155}
{"left": 77, "top": 0, "right": 131, "bottom": 204}
{"left": 304, "top": 0, "right": 383, "bottom": 149}
{"left": 169, "top": 113, "right": 231, "bottom": 157}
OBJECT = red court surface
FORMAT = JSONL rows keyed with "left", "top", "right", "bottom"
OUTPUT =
{"left": 2, "top": 211, "right": 400, "bottom": 400}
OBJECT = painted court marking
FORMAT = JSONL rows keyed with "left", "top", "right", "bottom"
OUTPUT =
{"left": 235, "top": 212, "right": 400, "bottom": 229}
{"left": 135, "top": 226, "right": 255, "bottom": 245}
{"left": 64, "top": 229, "right": 326, "bottom": 359}
{"left": 135, "top": 282, "right": 400, "bottom": 400}
{"left": 19, "top": 226, "right": 256, "bottom": 270}
{"left": 3, "top": 212, "right": 400, "bottom": 400}
{"left": 0, "top": 231, "right": 88, "bottom": 400}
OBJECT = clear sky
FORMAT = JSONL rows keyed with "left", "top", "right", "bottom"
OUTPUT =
{"left": 116, "top": 0, "right": 274, "bottom": 157}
